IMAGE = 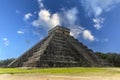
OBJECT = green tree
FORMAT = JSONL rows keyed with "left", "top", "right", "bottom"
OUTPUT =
{"left": 0, "top": 58, "right": 15, "bottom": 67}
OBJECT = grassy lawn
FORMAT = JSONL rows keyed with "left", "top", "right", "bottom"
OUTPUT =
{"left": 0, "top": 67, "right": 120, "bottom": 76}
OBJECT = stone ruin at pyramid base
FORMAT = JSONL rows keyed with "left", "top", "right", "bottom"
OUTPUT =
{"left": 8, "top": 26, "right": 110, "bottom": 68}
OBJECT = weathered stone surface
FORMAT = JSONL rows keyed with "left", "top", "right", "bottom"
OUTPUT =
{"left": 8, "top": 26, "right": 108, "bottom": 67}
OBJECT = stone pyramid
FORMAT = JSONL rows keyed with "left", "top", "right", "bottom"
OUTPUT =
{"left": 8, "top": 26, "right": 107, "bottom": 67}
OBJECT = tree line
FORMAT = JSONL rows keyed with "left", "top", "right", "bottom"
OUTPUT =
{"left": 95, "top": 52, "right": 120, "bottom": 67}
{"left": 0, "top": 58, "right": 15, "bottom": 67}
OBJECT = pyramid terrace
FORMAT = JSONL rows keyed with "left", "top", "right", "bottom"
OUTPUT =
{"left": 8, "top": 26, "right": 108, "bottom": 67}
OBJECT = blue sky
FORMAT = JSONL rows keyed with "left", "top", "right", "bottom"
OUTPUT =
{"left": 0, "top": 0, "right": 120, "bottom": 60}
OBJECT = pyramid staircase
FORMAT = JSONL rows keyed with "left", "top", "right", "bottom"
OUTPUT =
{"left": 8, "top": 26, "right": 108, "bottom": 67}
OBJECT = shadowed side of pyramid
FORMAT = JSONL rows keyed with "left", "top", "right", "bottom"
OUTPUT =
{"left": 8, "top": 26, "right": 108, "bottom": 67}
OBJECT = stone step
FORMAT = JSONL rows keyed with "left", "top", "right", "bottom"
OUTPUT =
{"left": 22, "top": 34, "right": 54, "bottom": 67}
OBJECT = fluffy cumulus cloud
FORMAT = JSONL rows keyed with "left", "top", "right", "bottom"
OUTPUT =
{"left": 32, "top": 9, "right": 61, "bottom": 29}
{"left": 81, "top": 0, "right": 120, "bottom": 29}
{"left": 93, "top": 17, "right": 104, "bottom": 29}
{"left": 24, "top": 13, "right": 32, "bottom": 20}
{"left": 17, "top": 30, "right": 24, "bottom": 34}
{"left": 2, "top": 38, "right": 9, "bottom": 46}
{"left": 62, "top": 7, "right": 78, "bottom": 26}
{"left": 32, "top": 7, "right": 82, "bottom": 38}
{"left": 70, "top": 26, "right": 95, "bottom": 41}
{"left": 83, "top": 30, "right": 95, "bottom": 41}
{"left": 70, "top": 26, "right": 84, "bottom": 38}
{"left": 58, "top": 7, "right": 85, "bottom": 38}
{"left": 31, "top": 0, "right": 95, "bottom": 41}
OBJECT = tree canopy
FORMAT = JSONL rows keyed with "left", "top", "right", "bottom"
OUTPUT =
{"left": 95, "top": 52, "right": 120, "bottom": 67}
{"left": 0, "top": 58, "right": 15, "bottom": 67}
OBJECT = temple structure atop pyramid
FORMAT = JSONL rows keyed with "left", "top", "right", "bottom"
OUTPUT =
{"left": 8, "top": 26, "right": 108, "bottom": 67}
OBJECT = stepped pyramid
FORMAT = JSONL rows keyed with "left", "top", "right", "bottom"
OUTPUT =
{"left": 8, "top": 26, "right": 107, "bottom": 67}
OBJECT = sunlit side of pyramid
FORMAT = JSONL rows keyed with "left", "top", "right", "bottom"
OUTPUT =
{"left": 8, "top": 26, "right": 107, "bottom": 67}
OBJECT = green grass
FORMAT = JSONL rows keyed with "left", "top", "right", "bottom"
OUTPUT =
{"left": 0, "top": 67, "right": 120, "bottom": 75}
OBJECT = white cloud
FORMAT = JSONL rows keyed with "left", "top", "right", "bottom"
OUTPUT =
{"left": 32, "top": 8, "right": 81, "bottom": 37}
{"left": 24, "top": 13, "right": 32, "bottom": 20}
{"left": 32, "top": 2, "right": 95, "bottom": 42}
{"left": 82, "top": 0, "right": 120, "bottom": 16}
{"left": 59, "top": 7, "right": 94, "bottom": 40}
{"left": 32, "top": 7, "right": 95, "bottom": 41}
{"left": 81, "top": 0, "right": 120, "bottom": 29}
{"left": 59, "top": 8, "right": 86, "bottom": 39}
{"left": 70, "top": 26, "right": 84, "bottom": 38}
{"left": 2, "top": 38, "right": 9, "bottom": 46}
{"left": 17, "top": 30, "right": 24, "bottom": 34}
{"left": 93, "top": 17, "right": 104, "bottom": 29}
{"left": 32, "top": 9, "right": 61, "bottom": 29}
{"left": 38, "top": 0, "right": 44, "bottom": 8}
{"left": 83, "top": 30, "right": 95, "bottom": 41}
{"left": 63, "top": 7, "right": 78, "bottom": 26}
